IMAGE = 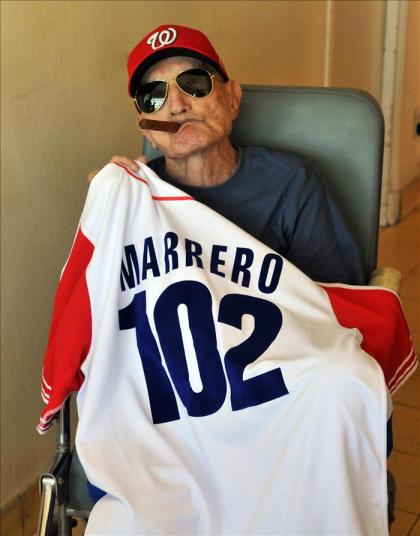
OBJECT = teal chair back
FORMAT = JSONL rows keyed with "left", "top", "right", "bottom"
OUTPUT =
{"left": 143, "top": 86, "right": 384, "bottom": 283}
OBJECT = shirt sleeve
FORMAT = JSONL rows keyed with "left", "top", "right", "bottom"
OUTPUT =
{"left": 321, "top": 284, "right": 417, "bottom": 394}
{"left": 281, "top": 166, "right": 364, "bottom": 284}
{"left": 37, "top": 227, "right": 94, "bottom": 434}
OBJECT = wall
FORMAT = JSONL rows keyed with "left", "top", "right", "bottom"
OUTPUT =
{"left": 1, "top": 0, "right": 140, "bottom": 507}
{"left": 330, "top": 0, "right": 385, "bottom": 100}
{"left": 398, "top": 0, "right": 420, "bottom": 191}
{"left": 0, "top": 0, "right": 328, "bottom": 508}
{"left": 0, "top": 0, "right": 416, "bottom": 507}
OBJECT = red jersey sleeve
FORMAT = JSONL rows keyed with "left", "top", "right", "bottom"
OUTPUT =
{"left": 322, "top": 284, "right": 417, "bottom": 394}
{"left": 37, "top": 228, "right": 94, "bottom": 434}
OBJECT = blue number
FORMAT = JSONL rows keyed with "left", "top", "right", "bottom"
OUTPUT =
{"left": 154, "top": 281, "right": 227, "bottom": 417}
{"left": 218, "top": 294, "right": 289, "bottom": 411}
{"left": 120, "top": 282, "right": 288, "bottom": 423}
{"left": 119, "top": 291, "right": 180, "bottom": 424}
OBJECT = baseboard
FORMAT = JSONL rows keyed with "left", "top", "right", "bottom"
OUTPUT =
{"left": 0, "top": 479, "right": 39, "bottom": 535}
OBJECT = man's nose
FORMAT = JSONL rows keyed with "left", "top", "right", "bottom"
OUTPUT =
{"left": 167, "top": 84, "right": 191, "bottom": 116}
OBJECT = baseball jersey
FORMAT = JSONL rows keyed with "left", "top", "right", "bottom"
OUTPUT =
{"left": 38, "top": 162, "right": 416, "bottom": 535}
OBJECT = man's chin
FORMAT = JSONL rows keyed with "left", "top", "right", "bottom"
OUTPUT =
{"left": 160, "top": 141, "right": 207, "bottom": 160}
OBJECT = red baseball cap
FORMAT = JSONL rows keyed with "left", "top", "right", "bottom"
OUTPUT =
{"left": 127, "top": 24, "right": 229, "bottom": 97}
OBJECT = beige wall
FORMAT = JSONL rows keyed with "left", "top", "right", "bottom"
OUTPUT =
{"left": 0, "top": 0, "right": 329, "bottom": 508}
{"left": 331, "top": 0, "right": 385, "bottom": 101}
{"left": 1, "top": 0, "right": 417, "bottom": 507}
{"left": 398, "top": 0, "right": 420, "bottom": 190}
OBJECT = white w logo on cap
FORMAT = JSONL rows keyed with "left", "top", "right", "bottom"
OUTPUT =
{"left": 147, "top": 28, "right": 177, "bottom": 50}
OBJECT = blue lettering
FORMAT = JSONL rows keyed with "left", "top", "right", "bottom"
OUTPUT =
{"left": 142, "top": 237, "right": 160, "bottom": 280}
{"left": 231, "top": 247, "right": 254, "bottom": 288}
{"left": 258, "top": 253, "right": 283, "bottom": 294}
{"left": 210, "top": 245, "right": 227, "bottom": 277}
{"left": 120, "top": 244, "right": 140, "bottom": 291}
{"left": 185, "top": 239, "right": 204, "bottom": 269}
{"left": 164, "top": 232, "right": 179, "bottom": 273}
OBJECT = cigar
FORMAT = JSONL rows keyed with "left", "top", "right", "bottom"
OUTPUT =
{"left": 138, "top": 119, "right": 180, "bottom": 133}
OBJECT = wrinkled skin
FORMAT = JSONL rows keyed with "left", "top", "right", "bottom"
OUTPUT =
{"left": 89, "top": 57, "right": 242, "bottom": 187}
{"left": 137, "top": 56, "right": 242, "bottom": 187}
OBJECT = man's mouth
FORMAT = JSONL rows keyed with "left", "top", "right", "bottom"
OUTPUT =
{"left": 175, "top": 119, "right": 200, "bottom": 133}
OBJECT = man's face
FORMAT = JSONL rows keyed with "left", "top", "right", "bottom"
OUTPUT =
{"left": 137, "top": 56, "right": 241, "bottom": 160}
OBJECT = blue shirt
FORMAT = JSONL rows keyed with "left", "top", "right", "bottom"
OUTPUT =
{"left": 149, "top": 146, "right": 364, "bottom": 285}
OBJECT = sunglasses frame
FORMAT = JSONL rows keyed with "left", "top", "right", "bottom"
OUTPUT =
{"left": 133, "top": 68, "right": 216, "bottom": 114}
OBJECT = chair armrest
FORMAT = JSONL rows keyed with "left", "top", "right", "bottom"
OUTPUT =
{"left": 368, "top": 266, "right": 402, "bottom": 295}
{"left": 37, "top": 398, "right": 73, "bottom": 536}
{"left": 37, "top": 450, "right": 72, "bottom": 536}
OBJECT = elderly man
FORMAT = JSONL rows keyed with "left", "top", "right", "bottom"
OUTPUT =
{"left": 111, "top": 24, "right": 364, "bottom": 285}
{"left": 38, "top": 23, "right": 410, "bottom": 536}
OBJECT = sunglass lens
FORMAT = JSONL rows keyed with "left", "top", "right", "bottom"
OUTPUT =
{"left": 136, "top": 80, "right": 167, "bottom": 113}
{"left": 177, "top": 69, "right": 213, "bottom": 97}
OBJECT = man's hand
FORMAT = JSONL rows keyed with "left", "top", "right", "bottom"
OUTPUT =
{"left": 88, "top": 155, "right": 147, "bottom": 182}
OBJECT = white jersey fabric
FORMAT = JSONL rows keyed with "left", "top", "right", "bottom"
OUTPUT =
{"left": 38, "top": 162, "right": 417, "bottom": 535}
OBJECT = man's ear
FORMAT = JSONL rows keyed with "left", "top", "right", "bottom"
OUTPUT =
{"left": 227, "top": 80, "right": 242, "bottom": 120}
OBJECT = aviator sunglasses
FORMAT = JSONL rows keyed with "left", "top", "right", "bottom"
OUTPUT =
{"left": 133, "top": 68, "right": 216, "bottom": 114}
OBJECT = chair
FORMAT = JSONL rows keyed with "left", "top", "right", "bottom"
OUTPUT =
{"left": 37, "top": 86, "right": 390, "bottom": 535}
{"left": 144, "top": 86, "right": 384, "bottom": 282}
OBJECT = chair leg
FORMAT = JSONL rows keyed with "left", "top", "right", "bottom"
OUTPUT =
{"left": 37, "top": 474, "right": 57, "bottom": 536}
{"left": 58, "top": 503, "right": 72, "bottom": 536}
{"left": 388, "top": 470, "right": 396, "bottom": 526}
{"left": 38, "top": 398, "right": 73, "bottom": 535}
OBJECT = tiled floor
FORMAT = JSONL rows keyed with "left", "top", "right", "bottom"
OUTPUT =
{"left": 1, "top": 209, "right": 419, "bottom": 536}
{"left": 380, "top": 208, "right": 420, "bottom": 536}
